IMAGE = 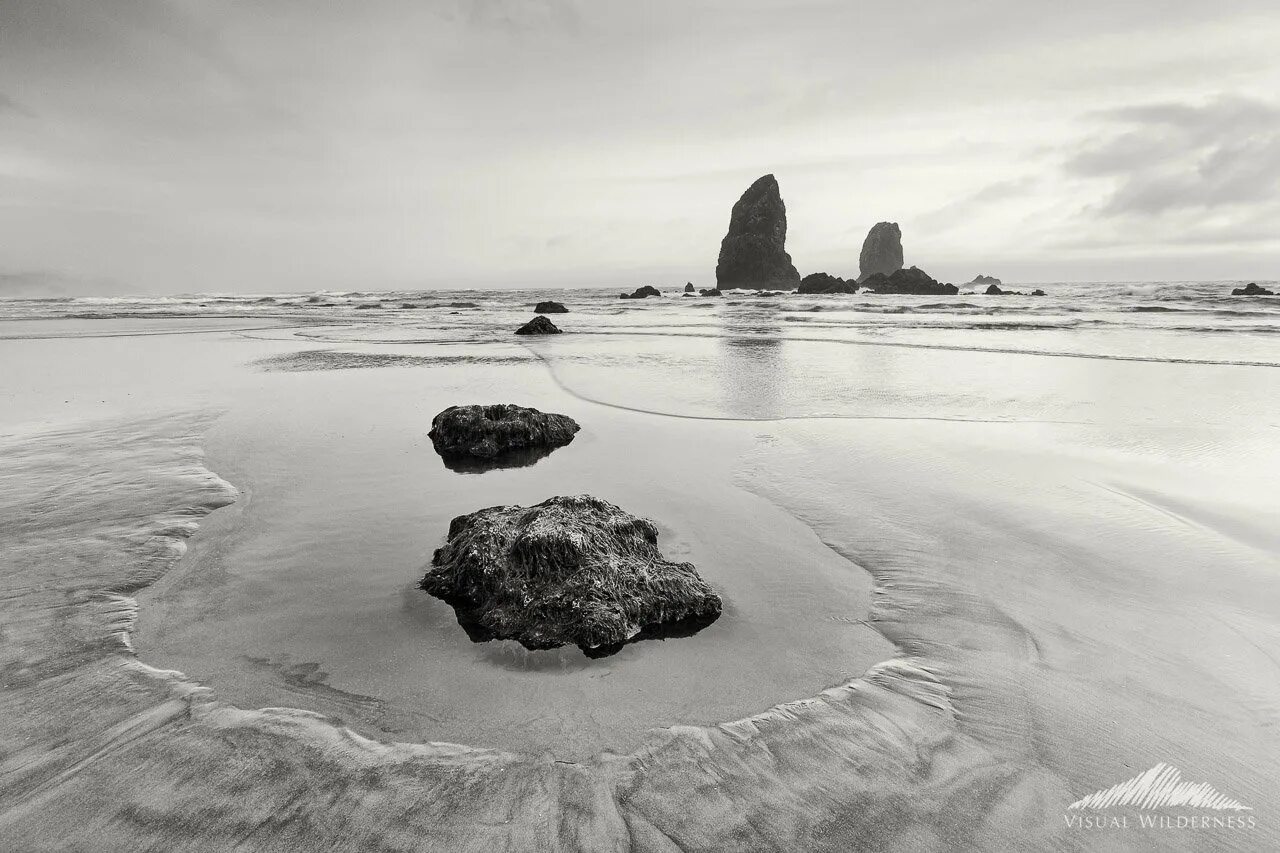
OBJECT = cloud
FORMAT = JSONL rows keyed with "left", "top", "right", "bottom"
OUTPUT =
{"left": 1065, "top": 96, "right": 1280, "bottom": 215}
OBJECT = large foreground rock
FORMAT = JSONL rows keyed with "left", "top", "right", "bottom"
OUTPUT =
{"left": 862, "top": 267, "right": 959, "bottom": 295}
{"left": 715, "top": 174, "right": 801, "bottom": 290}
{"left": 515, "top": 316, "right": 562, "bottom": 334}
{"left": 857, "top": 222, "right": 904, "bottom": 282}
{"left": 421, "top": 495, "right": 722, "bottom": 655}
{"left": 428, "top": 404, "right": 580, "bottom": 468}
{"left": 798, "top": 272, "right": 859, "bottom": 294}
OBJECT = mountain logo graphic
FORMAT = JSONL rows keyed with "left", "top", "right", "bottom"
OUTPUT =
{"left": 1068, "top": 763, "right": 1252, "bottom": 812}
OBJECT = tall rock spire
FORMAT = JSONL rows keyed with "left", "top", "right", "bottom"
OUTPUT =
{"left": 715, "top": 175, "right": 801, "bottom": 290}
{"left": 857, "top": 222, "right": 903, "bottom": 282}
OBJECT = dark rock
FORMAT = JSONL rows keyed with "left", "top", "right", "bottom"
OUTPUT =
{"left": 857, "top": 222, "right": 904, "bottom": 282}
{"left": 429, "top": 403, "right": 579, "bottom": 468}
{"left": 400, "top": 302, "right": 422, "bottom": 309}
{"left": 798, "top": 272, "right": 859, "bottom": 294}
{"left": 354, "top": 302, "right": 383, "bottom": 310}
{"left": 620, "top": 285, "right": 662, "bottom": 300}
{"left": 862, "top": 266, "right": 958, "bottom": 295}
{"left": 515, "top": 316, "right": 562, "bottom": 335}
{"left": 700, "top": 288, "right": 722, "bottom": 297}
{"left": 985, "top": 284, "right": 1004, "bottom": 295}
{"left": 534, "top": 301, "right": 568, "bottom": 313}
{"left": 715, "top": 174, "right": 801, "bottom": 290}
{"left": 1232, "top": 282, "right": 1275, "bottom": 296}
{"left": 1030, "top": 289, "right": 1046, "bottom": 296}
{"left": 970, "top": 274, "right": 1002, "bottom": 285}
{"left": 421, "top": 495, "right": 722, "bottom": 655}
{"left": 448, "top": 301, "right": 480, "bottom": 308}
{"left": 684, "top": 282, "right": 695, "bottom": 293}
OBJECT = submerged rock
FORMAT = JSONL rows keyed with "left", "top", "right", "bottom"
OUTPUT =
{"left": 429, "top": 404, "right": 580, "bottom": 467}
{"left": 1232, "top": 282, "right": 1275, "bottom": 296}
{"left": 620, "top": 285, "right": 662, "bottom": 300}
{"left": 421, "top": 495, "right": 722, "bottom": 655}
{"left": 715, "top": 174, "right": 801, "bottom": 290}
{"left": 857, "top": 222, "right": 904, "bottom": 282}
{"left": 798, "top": 273, "right": 859, "bottom": 294}
{"left": 534, "top": 301, "right": 568, "bottom": 313}
{"left": 515, "top": 316, "right": 562, "bottom": 335}
{"left": 970, "top": 274, "right": 1002, "bottom": 286}
{"left": 862, "top": 267, "right": 958, "bottom": 295}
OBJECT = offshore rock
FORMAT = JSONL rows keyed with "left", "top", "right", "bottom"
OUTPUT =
{"left": 515, "top": 316, "right": 562, "bottom": 335}
{"left": 862, "top": 267, "right": 959, "bottom": 295}
{"left": 684, "top": 282, "right": 695, "bottom": 293}
{"left": 798, "top": 273, "right": 859, "bottom": 294}
{"left": 620, "top": 285, "right": 662, "bottom": 300}
{"left": 970, "top": 274, "right": 1002, "bottom": 285}
{"left": 700, "top": 288, "right": 723, "bottom": 297}
{"left": 857, "top": 222, "right": 904, "bottom": 282}
{"left": 428, "top": 404, "right": 580, "bottom": 468}
{"left": 1232, "top": 282, "right": 1275, "bottom": 296}
{"left": 534, "top": 301, "right": 568, "bottom": 313}
{"left": 715, "top": 175, "right": 801, "bottom": 290}
{"left": 421, "top": 495, "right": 722, "bottom": 655}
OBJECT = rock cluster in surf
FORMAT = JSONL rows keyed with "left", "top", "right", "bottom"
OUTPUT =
{"left": 421, "top": 495, "right": 722, "bottom": 655}
{"left": 857, "top": 222, "right": 904, "bottom": 283}
{"left": 861, "top": 267, "right": 958, "bottom": 295}
{"left": 1232, "top": 282, "right": 1274, "bottom": 296}
{"left": 429, "top": 404, "right": 580, "bottom": 463}
{"left": 715, "top": 175, "right": 801, "bottom": 291}
{"left": 620, "top": 285, "right": 662, "bottom": 300}
{"left": 798, "top": 273, "right": 858, "bottom": 294}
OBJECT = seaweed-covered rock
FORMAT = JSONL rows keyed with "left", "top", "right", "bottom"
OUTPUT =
{"left": 715, "top": 175, "right": 801, "bottom": 290}
{"left": 1232, "top": 282, "right": 1275, "bottom": 296}
{"left": 534, "top": 301, "right": 568, "bottom": 313}
{"left": 862, "top": 267, "right": 958, "bottom": 295}
{"left": 857, "top": 222, "right": 904, "bottom": 282}
{"left": 515, "top": 316, "right": 562, "bottom": 335}
{"left": 429, "top": 404, "right": 579, "bottom": 467}
{"left": 620, "top": 285, "right": 662, "bottom": 300}
{"left": 421, "top": 495, "right": 722, "bottom": 655}
{"left": 798, "top": 273, "right": 859, "bottom": 294}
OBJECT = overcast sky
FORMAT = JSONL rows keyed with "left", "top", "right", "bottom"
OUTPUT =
{"left": 2, "top": 1, "right": 1278, "bottom": 295}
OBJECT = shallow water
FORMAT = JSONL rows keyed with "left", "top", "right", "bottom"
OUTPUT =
{"left": 2, "top": 283, "right": 1279, "bottom": 851}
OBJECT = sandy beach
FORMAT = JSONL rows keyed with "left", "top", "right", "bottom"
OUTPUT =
{"left": 1, "top": 287, "right": 1277, "bottom": 851}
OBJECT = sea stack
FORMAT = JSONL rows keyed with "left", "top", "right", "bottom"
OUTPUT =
{"left": 858, "top": 222, "right": 904, "bottom": 283}
{"left": 715, "top": 175, "right": 801, "bottom": 290}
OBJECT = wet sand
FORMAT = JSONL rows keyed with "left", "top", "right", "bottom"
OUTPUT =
{"left": 2, "top": 307, "right": 1279, "bottom": 851}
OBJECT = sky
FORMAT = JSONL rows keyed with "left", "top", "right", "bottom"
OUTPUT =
{"left": 2, "top": 0, "right": 1279, "bottom": 296}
